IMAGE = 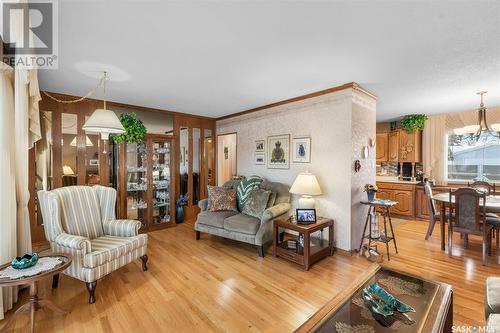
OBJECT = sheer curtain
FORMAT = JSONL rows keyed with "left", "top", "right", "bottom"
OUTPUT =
{"left": 0, "top": 63, "right": 19, "bottom": 320}
{"left": 423, "top": 114, "right": 448, "bottom": 186}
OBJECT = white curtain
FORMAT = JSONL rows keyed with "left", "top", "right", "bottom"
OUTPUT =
{"left": 0, "top": 63, "right": 19, "bottom": 320}
{"left": 423, "top": 114, "right": 448, "bottom": 186}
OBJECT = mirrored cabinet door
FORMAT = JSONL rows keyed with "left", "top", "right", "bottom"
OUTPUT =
{"left": 152, "top": 139, "right": 171, "bottom": 225}
{"left": 126, "top": 142, "right": 148, "bottom": 229}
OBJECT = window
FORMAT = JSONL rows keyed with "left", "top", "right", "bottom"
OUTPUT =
{"left": 448, "top": 133, "right": 500, "bottom": 182}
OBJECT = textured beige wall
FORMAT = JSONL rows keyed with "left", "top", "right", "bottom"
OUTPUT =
{"left": 216, "top": 88, "right": 376, "bottom": 250}
{"left": 351, "top": 95, "right": 377, "bottom": 249}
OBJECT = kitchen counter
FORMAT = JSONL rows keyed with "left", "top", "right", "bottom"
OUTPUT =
{"left": 376, "top": 177, "right": 420, "bottom": 185}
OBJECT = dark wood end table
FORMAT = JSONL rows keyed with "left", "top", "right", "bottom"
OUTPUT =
{"left": 0, "top": 253, "right": 71, "bottom": 333}
{"left": 273, "top": 217, "right": 334, "bottom": 270}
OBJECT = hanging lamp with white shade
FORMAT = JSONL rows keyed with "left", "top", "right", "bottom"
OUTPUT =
{"left": 82, "top": 72, "right": 125, "bottom": 152}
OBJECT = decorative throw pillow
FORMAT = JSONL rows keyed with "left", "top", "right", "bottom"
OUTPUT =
{"left": 237, "top": 175, "right": 263, "bottom": 211}
{"left": 266, "top": 191, "right": 277, "bottom": 208}
{"left": 207, "top": 186, "right": 238, "bottom": 212}
{"left": 242, "top": 188, "right": 271, "bottom": 219}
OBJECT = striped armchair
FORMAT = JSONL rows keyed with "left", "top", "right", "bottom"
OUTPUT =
{"left": 38, "top": 185, "right": 148, "bottom": 304}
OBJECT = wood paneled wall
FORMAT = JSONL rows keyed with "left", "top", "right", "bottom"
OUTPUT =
{"left": 30, "top": 92, "right": 215, "bottom": 242}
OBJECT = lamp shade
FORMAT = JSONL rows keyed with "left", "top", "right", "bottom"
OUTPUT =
{"left": 290, "top": 172, "right": 322, "bottom": 196}
{"left": 82, "top": 109, "right": 125, "bottom": 140}
{"left": 62, "top": 165, "right": 75, "bottom": 175}
{"left": 70, "top": 135, "right": 94, "bottom": 147}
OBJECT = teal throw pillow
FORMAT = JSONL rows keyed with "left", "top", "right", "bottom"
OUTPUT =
{"left": 237, "top": 175, "right": 263, "bottom": 211}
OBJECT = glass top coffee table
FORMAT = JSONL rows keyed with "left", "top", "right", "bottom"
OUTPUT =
{"left": 295, "top": 264, "right": 453, "bottom": 333}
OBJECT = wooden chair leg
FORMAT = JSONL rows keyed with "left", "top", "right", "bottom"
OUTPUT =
{"left": 195, "top": 231, "right": 200, "bottom": 240}
{"left": 448, "top": 227, "right": 453, "bottom": 258}
{"left": 86, "top": 281, "right": 97, "bottom": 304}
{"left": 257, "top": 245, "right": 264, "bottom": 258}
{"left": 483, "top": 239, "right": 488, "bottom": 266}
{"left": 140, "top": 255, "right": 148, "bottom": 271}
{"left": 425, "top": 217, "right": 436, "bottom": 240}
{"left": 52, "top": 274, "right": 59, "bottom": 289}
{"left": 464, "top": 234, "right": 469, "bottom": 249}
{"left": 489, "top": 231, "right": 493, "bottom": 256}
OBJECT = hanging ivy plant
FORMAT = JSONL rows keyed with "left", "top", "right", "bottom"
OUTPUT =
{"left": 111, "top": 112, "right": 147, "bottom": 144}
{"left": 400, "top": 114, "right": 428, "bottom": 133}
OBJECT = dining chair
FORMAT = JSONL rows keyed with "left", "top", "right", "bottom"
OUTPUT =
{"left": 448, "top": 188, "right": 493, "bottom": 266}
{"left": 468, "top": 181, "right": 500, "bottom": 242}
{"left": 468, "top": 181, "right": 496, "bottom": 196}
{"left": 424, "top": 182, "right": 440, "bottom": 240}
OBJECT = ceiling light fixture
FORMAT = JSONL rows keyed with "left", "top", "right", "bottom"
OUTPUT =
{"left": 82, "top": 72, "right": 125, "bottom": 153}
{"left": 453, "top": 91, "right": 500, "bottom": 145}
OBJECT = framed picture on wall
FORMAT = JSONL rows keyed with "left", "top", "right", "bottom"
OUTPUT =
{"left": 267, "top": 134, "right": 290, "bottom": 169}
{"left": 255, "top": 153, "right": 265, "bottom": 165}
{"left": 89, "top": 159, "right": 99, "bottom": 166}
{"left": 255, "top": 140, "right": 265, "bottom": 152}
{"left": 292, "top": 137, "right": 311, "bottom": 163}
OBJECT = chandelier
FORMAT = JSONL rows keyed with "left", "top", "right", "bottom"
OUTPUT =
{"left": 453, "top": 91, "right": 500, "bottom": 145}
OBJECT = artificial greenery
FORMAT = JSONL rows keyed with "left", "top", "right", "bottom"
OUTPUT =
{"left": 400, "top": 114, "right": 428, "bottom": 133}
{"left": 111, "top": 112, "right": 147, "bottom": 144}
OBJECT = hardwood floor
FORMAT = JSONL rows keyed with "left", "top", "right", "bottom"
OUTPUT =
{"left": 3, "top": 218, "right": 498, "bottom": 332}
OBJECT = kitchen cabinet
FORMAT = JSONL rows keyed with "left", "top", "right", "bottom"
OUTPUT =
{"left": 376, "top": 182, "right": 414, "bottom": 218}
{"left": 388, "top": 131, "right": 399, "bottom": 162}
{"left": 399, "top": 130, "right": 422, "bottom": 163}
{"left": 391, "top": 190, "right": 413, "bottom": 216}
{"left": 376, "top": 133, "right": 388, "bottom": 162}
{"left": 415, "top": 187, "right": 430, "bottom": 220}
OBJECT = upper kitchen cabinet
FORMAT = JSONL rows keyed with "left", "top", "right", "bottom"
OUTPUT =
{"left": 388, "top": 130, "right": 399, "bottom": 162}
{"left": 376, "top": 132, "right": 388, "bottom": 162}
{"left": 399, "top": 130, "right": 422, "bottom": 163}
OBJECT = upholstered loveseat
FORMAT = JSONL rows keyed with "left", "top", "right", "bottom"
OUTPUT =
{"left": 194, "top": 179, "right": 291, "bottom": 257}
{"left": 38, "top": 185, "right": 148, "bottom": 304}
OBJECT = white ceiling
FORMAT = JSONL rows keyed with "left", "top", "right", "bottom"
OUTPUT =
{"left": 38, "top": 0, "right": 500, "bottom": 121}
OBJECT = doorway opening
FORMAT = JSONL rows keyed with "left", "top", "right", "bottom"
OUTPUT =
{"left": 217, "top": 133, "right": 237, "bottom": 186}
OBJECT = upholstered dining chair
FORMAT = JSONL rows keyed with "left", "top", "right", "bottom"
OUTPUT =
{"left": 423, "top": 182, "right": 453, "bottom": 240}
{"left": 468, "top": 181, "right": 500, "bottom": 242}
{"left": 468, "top": 181, "right": 496, "bottom": 196}
{"left": 424, "top": 182, "right": 440, "bottom": 240}
{"left": 448, "top": 188, "right": 493, "bottom": 266}
{"left": 38, "top": 185, "right": 148, "bottom": 304}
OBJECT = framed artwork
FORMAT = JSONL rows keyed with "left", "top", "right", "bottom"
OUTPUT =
{"left": 292, "top": 137, "right": 311, "bottom": 163}
{"left": 255, "top": 153, "right": 265, "bottom": 165}
{"left": 267, "top": 134, "right": 290, "bottom": 169}
{"left": 255, "top": 140, "right": 265, "bottom": 152}
{"left": 89, "top": 159, "right": 99, "bottom": 166}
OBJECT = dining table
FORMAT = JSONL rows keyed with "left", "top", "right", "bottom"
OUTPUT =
{"left": 432, "top": 192, "right": 500, "bottom": 250}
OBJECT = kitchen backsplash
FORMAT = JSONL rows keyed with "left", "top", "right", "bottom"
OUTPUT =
{"left": 377, "top": 162, "right": 423, "bottom": 179}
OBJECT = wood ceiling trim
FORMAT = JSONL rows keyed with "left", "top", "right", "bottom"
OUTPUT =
{"left": 216, "top": 82, "right": 377, "bottom": 121}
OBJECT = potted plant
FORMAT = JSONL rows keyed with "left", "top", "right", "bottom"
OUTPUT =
{"left": 111, "top": 112, "right": 147, "bottom": 144}
{"left": 400, "top": 114, "right": 428, "bottom": 133}
{"left": 175, "top": 194, "right": 189, "bottom": 224}
{"left": 363, "top": 184, "right": 378, "bottom": 202}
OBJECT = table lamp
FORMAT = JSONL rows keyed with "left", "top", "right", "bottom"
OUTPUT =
{"left": 290, "top": 171, "right": 322, "bottom": 208}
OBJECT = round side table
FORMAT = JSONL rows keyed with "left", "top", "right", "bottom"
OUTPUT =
{"left": 0, "top": 253, "right": 71, "bottom": 333}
